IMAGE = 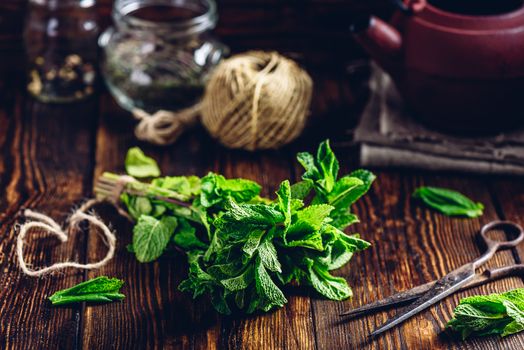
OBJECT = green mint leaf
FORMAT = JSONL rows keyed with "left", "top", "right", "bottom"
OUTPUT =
{"left": 125, "top": 147, "right": 161, "bottom": 178}
{"left": 284, "top": 232, "right": 324, "bottom": 251}
{"left": 120, "top": 194, "right": 153, "bottom": 220}
{"left": 297, "top": 152, "right": 320, "bottom": 183}
{"left": 48, "top": 276, "right": 125, "bottom": 306}
{"left": 133, "top": 215, "right": 177, "bottom": 262}
{"left": 242, "top": 229, "right": 265, "bottom": 258}
{"left": 173, "top": 218, "right": 207, "bottom": 251}
{"left": 258, "top": 239, "right": 282, "bottom": 273}
{"left": 297, "top": 140, "right": 339, "bottom": 195}
{"left": 287, "top": 204, "right": 334, "bottom": 236}
{"left": 316, "top": 140, "right": 339, "bottom": 193}
{"left": 346, "top": 169, "right": 376, "bottom": 205}
{"left": 152, "top": 176, "right": 201, "bottom": 200}
{"left": 255, "top": 257, "right": 287, "bottom": 312}
{"left": 216, "top": 200, "right": 285, "bottom": 230}
{"left": 327, "top": 176, "right": 364, "bottom": 207}
{"left": 200, "top": 173, "right": 261, "bottom": 208}
{"left": 290, "top": 180, "right": 313, "bottom": 200}
{"left": 276, "top": 180, "right": 292, "bottom": 227}
{"left": 447, "top": 288, "right": 524, "bottom": 339}
{"left": 221, "top": 265, "right": 254, "bottom": 292}
{"left": 307, "top": 261, "right": 352, "bottom": 300}
{"left": 413, "top": 186, "right": 484, "bottom": 218}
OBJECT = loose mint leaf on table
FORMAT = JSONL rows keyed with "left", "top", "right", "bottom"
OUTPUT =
{"left": 447, "top": 288, "right": 524, "bottom": 339}
{"left": 125, "top": 147, "right": 161, "bottom": 178}
{"left": 133, "top": 215, "right": 178, "bottom": 262}
{"left": 413, "top": 186, "right": 484, "bottom": 218}
{"left": 49, "top": 276, "right": 125, "bottom": 306}
{"left": 98, "top": 140, "right": 375, "bottom": 314}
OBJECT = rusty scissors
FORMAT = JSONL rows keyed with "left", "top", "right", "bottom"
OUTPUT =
{"left": 340, "top": 220, "right": 524, "bottom": 338}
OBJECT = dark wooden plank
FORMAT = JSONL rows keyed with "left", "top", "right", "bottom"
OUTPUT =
{"left": 0, "top": 81, "right": 97, "bottom": 349}
{"left": 306, "top": 166, "right": 524, "bottom": 350}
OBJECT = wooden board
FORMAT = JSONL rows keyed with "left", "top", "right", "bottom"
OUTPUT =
{"left": 1, "top": 74, "right": 524, "bottom": 349}
{"left": 1, "top": 2, "right": 524, "bottom": 347}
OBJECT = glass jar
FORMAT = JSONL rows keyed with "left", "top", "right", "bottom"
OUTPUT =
{"left": 24, "top": 0, "right": 99, "bottom": 103}
{"left": 99, "top": 0, "right": 227, "bottom": 113}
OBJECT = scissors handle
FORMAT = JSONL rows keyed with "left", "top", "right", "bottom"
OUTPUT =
{"left": 474, "top": 221, "right": 524, "bottom": 268}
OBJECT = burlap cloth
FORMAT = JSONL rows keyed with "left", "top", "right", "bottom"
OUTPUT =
{"left": 353, "top": 67, "right": 524, "bottom": 175}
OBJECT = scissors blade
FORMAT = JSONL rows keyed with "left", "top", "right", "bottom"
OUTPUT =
{"left": 341, "top": 270, "right": 494, "bottom": 319}
{"left": 369, "top": 263, "right": 476, "bottom": 338}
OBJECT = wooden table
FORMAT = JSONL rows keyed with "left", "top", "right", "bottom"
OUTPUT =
{"left": 1, "top": 64, "right": 524, "bottom": 350}
{"left": 1, "top": 2, "right": 524, "bottom": 348}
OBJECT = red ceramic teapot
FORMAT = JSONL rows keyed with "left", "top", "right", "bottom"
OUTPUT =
{"left": 352, "top": 0, "right": 524, "bottom": 133}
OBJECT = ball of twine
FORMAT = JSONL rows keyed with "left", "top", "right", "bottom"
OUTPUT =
{"left": 201, "top": 51, "right": 313, "bottom": 151}
{"left": 132, "top": 51, "right": 313, "bottom": 151}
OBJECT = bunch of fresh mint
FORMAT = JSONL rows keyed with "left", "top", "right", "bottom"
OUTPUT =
{"left": 447, "top": 288, "right": 524, "bottom": 339}
{"left": 104, "top": 141, "right": 375, "bottom": 314}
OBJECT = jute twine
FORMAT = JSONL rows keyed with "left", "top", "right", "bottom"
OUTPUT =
{"left": 132, "top": 51, "right": 313, "bottom": 151}
{"left": 16, "top": 199, "right": 116, "bottom": 277}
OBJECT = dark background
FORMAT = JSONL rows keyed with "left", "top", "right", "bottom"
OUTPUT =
{"left": 0, "top": 0, "right": 393, "bottom": 70}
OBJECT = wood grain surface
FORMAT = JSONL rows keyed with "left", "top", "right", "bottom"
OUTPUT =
{"left": 2, "top": 1, "right": 524, "bottom": 349}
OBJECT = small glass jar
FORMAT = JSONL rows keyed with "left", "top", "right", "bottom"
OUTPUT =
{"left": 24, "top": 0, "right": 99, "bottom": 103}
{"left": 99, "top": 0, "right": 227, "bottom": 113}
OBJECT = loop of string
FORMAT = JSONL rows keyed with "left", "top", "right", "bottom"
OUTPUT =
{"left": 16, "top": 199, "right": 117, "bottom": 277}
{"left": 132, "top": 103, "right": 201, "bottom": 145}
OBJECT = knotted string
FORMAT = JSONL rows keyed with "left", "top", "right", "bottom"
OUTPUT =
{"left": 132, "top": 103, "right": 201, "bottom": 145}
{"left": 16, "top": 199, "right": 117, "bottom": 277}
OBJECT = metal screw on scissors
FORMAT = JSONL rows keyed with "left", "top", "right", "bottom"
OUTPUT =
{"left": 358, "top": 220, "right": 524, "bottom": 338}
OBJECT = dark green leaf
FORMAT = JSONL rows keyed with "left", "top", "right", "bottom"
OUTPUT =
{"left": 414, "top": 186, "right": 484, "bottom": 218}
{"left": 276, "top": 180, "right": 292, "bottom": 227}
{"left": 48, "top": 276, "right": 125, "bottom": 306}
{"left": 173, "top": 218, "right": 207, "bottom": 251}
{"left": 254, "top": 257, "right": 287, "bottom": 312}
{"left": 307, "top": 261, "right": 352, "bottom": 300}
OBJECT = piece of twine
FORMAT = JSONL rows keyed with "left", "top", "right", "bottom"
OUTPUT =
{"left": 132, "top": 51, "right": 313, "bottom": 151}
{"left": 16, "top": 199, "right": 116, "bottom": 277}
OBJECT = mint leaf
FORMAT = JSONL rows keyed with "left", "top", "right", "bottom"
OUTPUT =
{"left": 200, "top": 173, "right": 261, "bottom": 208}
{"left": 307, "top": 260, "right": 352, "bottom": 300}
{"left": 133, "top": 215, "right": 178, "bottom": 262}
{"left": 221, "top": 266, "right": 254, "bottom": 292}
{"left": 290, "top": 180, "right": 313, "bottom": 200}
{"left": 152, "top": 176, "right": 200, "bottom": 200}
{"left": 258, "top": 239, "right": 281, "bottom": 273}
{"left": 255, "top": 257, "right": 287, "bottom": 312}
{"left": 287, "top": 204, "right": 334, "bottom": 236}
{"left": 276, "top": 180, "right": 292, "bottom": 227}
{"left": 48, "top": 276, "right": 125, "bottom": 306}
{"left": 447, "top": 288, "right": 524, "bottom": 339}
{"left": 413, "top": 186, "right": 484, "bottom": 218}
{"left": 125, "top": 147, "right": 161, "bottom": 178}
{"left": 173, "top": 218, "right": 206, "bottom": 251}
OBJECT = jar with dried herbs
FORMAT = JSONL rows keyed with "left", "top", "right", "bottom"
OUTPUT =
{"left": 24, "top": 0, "right": 99, "bottom": 103}
{"left": 99, "top": 0, "right": 227, "bottom": 113}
